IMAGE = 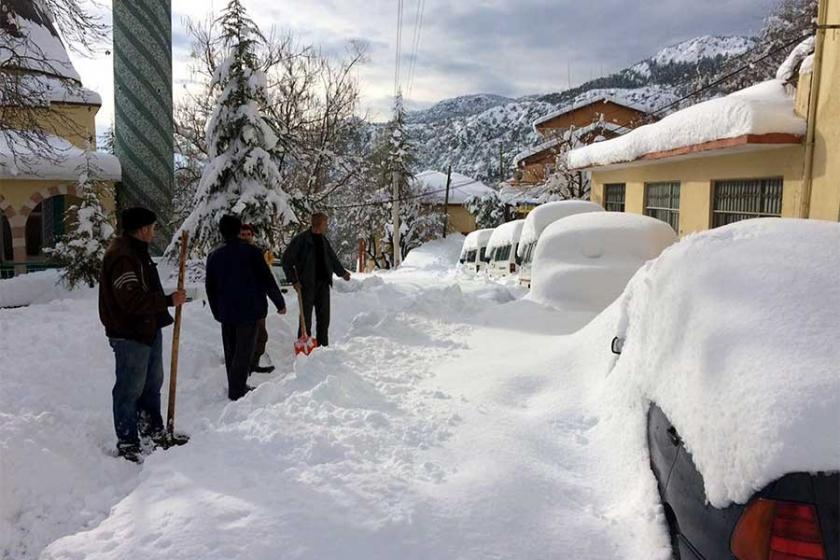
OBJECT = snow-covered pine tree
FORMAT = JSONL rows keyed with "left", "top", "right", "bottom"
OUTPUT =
{"left": 465, "top": 192, "right": 505, "bottom": 229}
{"left": 47, "top": 149, "right": 115, "bottom": 288}
{"left": 166, "top": 0, "right": 293, "bottom": 259}
{"left": 378, "top": 91, "right": 437, "bottom": 262}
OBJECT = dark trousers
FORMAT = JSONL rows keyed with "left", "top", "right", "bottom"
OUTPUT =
{"left": 251, "top": 318, "right": 268, "bottom": 369}
{"left": 299, "top": 282, "right": 331, "bottom": 346}
{"left": 109, "top": 330, "right": 164, "bottom": 446}
{"left": 221, "top": 323, "right": 258, "bottom": 400}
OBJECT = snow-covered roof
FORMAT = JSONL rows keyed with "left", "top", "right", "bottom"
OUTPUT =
{"left": 486, "top": 219, "right": 525, "bottom": 251}
{"left": 498, "top": 182, "right": 555, "bottom": 206}
{"left": 413, "top": 170, "right": 496, "bottom": 204}
{"left": 0, "top": 73, "right": 102, "bottom": 107}
{"left": 612, "top": 218, "right": 840, "bottom": 507}
{"left": 532, "top": 96, "right": 651, "bottom": 130}
{"left": 513, "top": 122, "right": 633, "bottom": 166}
{"left": 568, "top": 80, "right": 806, "bottom": 170}
{"left": 0, "top": 131, "right": 121, "bottom": 181}
{"left": 461, "top": 228, "right": 495, "bottom": 250}
{"left": 0, "top": 0, "right": 82, "bottom": 82}
{"left": 518, "top": 200, "right": 604, "bottom": 251}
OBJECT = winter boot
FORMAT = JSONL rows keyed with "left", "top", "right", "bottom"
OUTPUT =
{"left": 116, "top": 442, "right": 143, "bottom": 464}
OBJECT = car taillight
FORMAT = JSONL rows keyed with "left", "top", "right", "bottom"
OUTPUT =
{"left": 731, "top": 498, "right": 826, "bottom": 560}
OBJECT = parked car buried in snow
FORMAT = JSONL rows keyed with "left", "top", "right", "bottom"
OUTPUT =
{"left": 529, "top": 212, "right": 676, "bottom": 311}
{"left": 458, "top": 228, "right": 495, "bottom": 274}
{"left": 612, "top": 219, "right": 840, "bottom": 560}
{"left": 517, "top": 200, "right": 604, "bottom": 287}
{"left": 485, "top": 219, "right": 525, "bottom": 278}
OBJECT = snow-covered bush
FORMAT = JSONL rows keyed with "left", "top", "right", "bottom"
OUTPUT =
{"left": 46, "top": 151, "right": 115, "bottom": 289}
{"left": 464, "top": 191, "right": 505, "bottom": 229}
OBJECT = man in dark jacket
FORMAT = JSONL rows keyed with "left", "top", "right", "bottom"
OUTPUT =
{"left": 281, "top": 212, "right": 350, "bottom": 347}
{"left": 100, "top": 207, "right": 186, "bottom": 462}
{"left": 206, "top": 215, "right": 286, "bottom": 401}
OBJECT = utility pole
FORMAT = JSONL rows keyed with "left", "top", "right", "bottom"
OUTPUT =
{"left": 392, "top": 169, "right": 401, "bottom": 267}
{"left": 442, "top": 164, "right": 452, "bottom": 238}
{"left": 499, "top": 144, "right": 504, "bottom": 182}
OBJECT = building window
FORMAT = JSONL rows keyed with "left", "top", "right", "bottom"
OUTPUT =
{"left": 712, "top": 178, "right": 783, "bottom": 228}
{"left": 1, "top": 214, "right": 12, "bottom": 262}
{"left": 604, "top": 183, "right": 626, "bottom": 212}
{"left": 645, "top": 181, "right": 680, "bottom": 232}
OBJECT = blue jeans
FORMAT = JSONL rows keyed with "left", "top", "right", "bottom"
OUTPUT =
{"left": 109, "top": 330, "right": 164, "bottom": 445}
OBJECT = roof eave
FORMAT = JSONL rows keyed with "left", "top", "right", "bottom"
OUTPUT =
{"left": 571, "top": 133, "right": 804, "bottom": 172}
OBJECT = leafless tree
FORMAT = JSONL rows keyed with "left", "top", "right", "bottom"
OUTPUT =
{"left": 1, "top": 0, "right": 107, "bottom": 168}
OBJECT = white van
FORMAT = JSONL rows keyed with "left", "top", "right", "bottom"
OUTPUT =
{"left": 485, "top": 219, "right": 525, "bottom": 277}
{"left": 518, "top": 200, "right": 604, "bottom": 287}
{"left": 458, "top": 229, "right": 495, "bottom": 274}
{"left": 529, "top": 212, "right": 677, "bottom": 312}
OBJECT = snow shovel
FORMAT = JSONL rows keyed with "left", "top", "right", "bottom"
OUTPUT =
{"left": 292, "top": 269, "right": 318, "bottom": 356}
{"left": 164, "top": 231, "right": 190, "bottom": 448}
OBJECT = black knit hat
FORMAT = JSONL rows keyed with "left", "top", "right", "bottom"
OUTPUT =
{"left": 121, "top": 207, "right": 157, "bottom": 232}
{"left": 219, "top": 214, "right": 242, "bottom": 240}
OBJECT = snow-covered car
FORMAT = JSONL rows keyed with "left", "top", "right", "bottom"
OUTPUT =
{"left": 458, "top": 228, "right": 495, "bottom": 274}
{"left": 609, "top": 219, "right": 840, "bottom": 560}
{"left": 529, "top": 212, "right": 676, "bottom": 311}
{"left": 517, "top": 200, "right": 604, "bottom": 287}
{"left": 485, "top": 219, "right": 525, "bottom": 277}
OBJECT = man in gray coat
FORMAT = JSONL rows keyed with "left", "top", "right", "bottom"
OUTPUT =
{"left": 281, "top": 212, "right": 350, "bottom": 347}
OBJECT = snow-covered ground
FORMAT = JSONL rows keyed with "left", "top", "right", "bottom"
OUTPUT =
{"left": 2, "top": 220, "right": 837, "bottom": 559}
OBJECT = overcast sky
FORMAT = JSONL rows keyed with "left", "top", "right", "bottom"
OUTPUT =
{"left": 68, "top": 0, "right": 775, "bottom": 134}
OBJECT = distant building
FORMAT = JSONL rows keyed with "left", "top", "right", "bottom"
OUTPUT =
{"left": 0, "top": 0, "right": 120, "bottom": 277}
{"left": 569, "top": 8, "right": 839, "bottom": 236}
{"left": 504, "top": 96, "right": 652, "bottom": 217}
{"left": 414, "top": 170, "right": 496, "bottom": 234}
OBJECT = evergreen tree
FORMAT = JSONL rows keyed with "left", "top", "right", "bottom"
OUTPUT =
{"left": 47, "top": 150, "right": 115, "bottom": 288}
{"left": 167, "top": 0, "right": 293, "bottom": 259}
{"left": 465, "top": 192, "right": 505, "bottom": 229}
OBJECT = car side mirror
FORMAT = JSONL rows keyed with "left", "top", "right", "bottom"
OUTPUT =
{"left": 611, "top": 336, "right": 624, "bottom": 355}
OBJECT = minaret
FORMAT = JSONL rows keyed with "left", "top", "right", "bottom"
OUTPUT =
{"left": 112, "top": 0, "right": 174, "bottom": 252}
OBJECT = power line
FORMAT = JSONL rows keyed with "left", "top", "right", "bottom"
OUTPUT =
{"left": 325, "top": 179, "right": 478, "bottom": 210}
{"left": 394, "top": 0, "right": 404, "bottom": 95}
{"left": 406, "top": 0, "right": 426, "bottom": 97}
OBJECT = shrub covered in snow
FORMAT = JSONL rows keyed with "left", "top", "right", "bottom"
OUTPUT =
{"left": 45, "top": 153, "right": 115, "bottom": 289}
{"left": 529, "top": 212, "right": 676, "bottom": 311}
{"left": 464, "top": 191, "right": 505, "bottom": 229}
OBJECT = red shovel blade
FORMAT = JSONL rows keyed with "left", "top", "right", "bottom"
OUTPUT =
{"left": 294, "top": 335, "right": 318, "bottom": 356}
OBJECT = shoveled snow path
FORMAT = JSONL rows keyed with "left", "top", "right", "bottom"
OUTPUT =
{"left": 3, "top": 269, "right": 669, "bottom": 559}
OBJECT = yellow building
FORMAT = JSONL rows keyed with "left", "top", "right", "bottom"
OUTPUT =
{"left": 571, "top": 3, "right": 839, "bottom": 235}
{"left": 1, "top": 1, "right": 120, "bottom": 277}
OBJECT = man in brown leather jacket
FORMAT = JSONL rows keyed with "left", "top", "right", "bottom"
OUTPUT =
{"left": 99, "top": 207, "right": 186, "bottom": 462}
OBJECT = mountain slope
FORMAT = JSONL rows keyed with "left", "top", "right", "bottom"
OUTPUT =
{"left": 387, "top": 34, "right": 757, "bottom": 184}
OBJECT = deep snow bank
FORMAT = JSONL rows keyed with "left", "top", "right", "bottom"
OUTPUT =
{"left": 612, "top": 218, "right": 840, "bottom": 506}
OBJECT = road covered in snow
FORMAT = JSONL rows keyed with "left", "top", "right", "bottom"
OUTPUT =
{"left": 3, "top": 237, "right": 671, "bottom": 559}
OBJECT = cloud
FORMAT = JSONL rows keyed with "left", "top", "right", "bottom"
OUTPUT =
{"left": 66, "top": 0, "right": 774, "bottom": 133}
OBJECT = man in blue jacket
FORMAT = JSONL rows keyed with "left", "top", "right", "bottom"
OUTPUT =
{"left": 282, "top": 212, "right": 350, "bottom": 347}
{"left": 206, "top": 215, "right": 286, "bottom": 400}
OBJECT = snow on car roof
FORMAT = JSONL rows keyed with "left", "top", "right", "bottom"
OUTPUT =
{"left": 461, "top": 228, "right": 495, "bottom": 250}
{"left": 518, "top": 200, "right": 604, "bottom": 252}
{"left": 611, "top": 218, "right": 840, "bottom": 507}
{"left": 529, "top": 212, "right": 676, "bottom": 311}
{"left": 413, "top": 170, "right": 496, "bottom": 204}
{"left": 486, "top": 220, "right": 525, "bottom": 251}
{"left": 567, "top": 79, "right": 806, "bottom": 170}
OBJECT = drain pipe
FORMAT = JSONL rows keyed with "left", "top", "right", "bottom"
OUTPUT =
{"left": 800, "top": 0, "right": 829, "bottom": 218}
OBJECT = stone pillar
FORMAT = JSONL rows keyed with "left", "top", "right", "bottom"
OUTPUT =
{"left": 113, "top": 0, "right": 174, "bottom": 253}
{"left": 8, "top": 211, "right": 28, "bottom": 275}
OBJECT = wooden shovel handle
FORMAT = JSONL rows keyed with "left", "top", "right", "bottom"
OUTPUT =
{"left": 166, "top": 231, "right": 188, "bottom": 434}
